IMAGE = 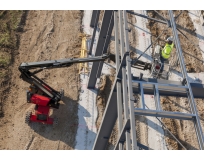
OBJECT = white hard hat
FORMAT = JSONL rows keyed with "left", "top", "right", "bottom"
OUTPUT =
{"left": 166, "top": 36, "right": 173, "bottom": 42}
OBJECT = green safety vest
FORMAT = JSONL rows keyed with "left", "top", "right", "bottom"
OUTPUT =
{"left": 161, "top": 43, "right": 174, "bottom": 59}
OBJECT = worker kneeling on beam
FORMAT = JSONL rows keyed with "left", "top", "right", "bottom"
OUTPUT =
{"left": 160, "top": 36, "right": 174, "bottom": 72}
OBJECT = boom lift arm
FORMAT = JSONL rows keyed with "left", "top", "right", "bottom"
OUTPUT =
{"left": 19, "top": 54, "right": 109, "bottom": 109}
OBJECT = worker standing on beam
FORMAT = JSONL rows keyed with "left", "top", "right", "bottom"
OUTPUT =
{"left": 160, "top": 36, "right": 174, "bottom": 72}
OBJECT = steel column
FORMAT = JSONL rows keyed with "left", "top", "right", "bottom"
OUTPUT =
{"left": 123, "top": 10, "right": 137, "bottom": 150}
{"left": 119, "top": 10, "right": 131, "bottom": 150}
{"left": 114, "top": 10, "right": 123, "bottom": 150}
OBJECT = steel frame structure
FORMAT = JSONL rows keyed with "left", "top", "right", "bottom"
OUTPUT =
{"left": 88, "top": 10, "right": 204, "bottom": 150}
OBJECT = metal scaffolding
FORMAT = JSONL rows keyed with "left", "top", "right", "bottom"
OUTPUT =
{"left": 88, "top": 10, "right": 204, "bottom": 150}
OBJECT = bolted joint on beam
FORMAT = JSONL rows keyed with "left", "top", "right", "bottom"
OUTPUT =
{"left": 125, "top": 28, "right": 131, "bottom": 32}
{"left": 182, "top": 78, "right": 187, "bottom": 85}
{"left": 116, "top": 78, "right": 122, "bottom": 82}
{"left": 139, "top": 73, "right": 143, "bottom": 80}
{"left": 167, "top": 20, "right": 171, "bottom": 28}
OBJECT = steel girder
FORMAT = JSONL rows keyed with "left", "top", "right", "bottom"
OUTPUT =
{"left": 89, "top": 10, "right": 100, "bottom": 54}
{"left": 87, "top": 10, "right": 114, "bottom": 89}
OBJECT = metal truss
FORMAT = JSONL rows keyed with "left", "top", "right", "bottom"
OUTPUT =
{"left": 88, "top": 10, "right": 204, "bottom": 150}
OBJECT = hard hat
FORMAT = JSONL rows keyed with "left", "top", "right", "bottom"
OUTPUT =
{"left": 166, "top": 36, "right": 173, "bottom": 42}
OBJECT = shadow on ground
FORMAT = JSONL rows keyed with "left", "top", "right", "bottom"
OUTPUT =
{"left": 26, "top": 95, "right": 96, "bottom": 150}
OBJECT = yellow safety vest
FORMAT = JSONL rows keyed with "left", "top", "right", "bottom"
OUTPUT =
{"left": 161, "top": 43, "right": 174, "bottom": 59}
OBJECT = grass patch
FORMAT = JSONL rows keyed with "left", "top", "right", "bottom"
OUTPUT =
{"left": 0, "top": 70, "right": 7, "bottom": 78}
{"left": 0, "top": 10, "right": 23, "bottom": 48}
{"left": 0, "top": 56, "right": 10, "bottom": 66}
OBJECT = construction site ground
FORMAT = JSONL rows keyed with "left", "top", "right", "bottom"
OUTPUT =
{"left": 0, "top": 10, "right": 83, "bottom": 149}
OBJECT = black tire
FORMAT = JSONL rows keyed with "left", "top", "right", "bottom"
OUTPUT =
{"left": 60, "top": 89, "right": 64, "bottom": 100}
{"left": 34, "top": 105, "right": 38, "bottom": 110}
{"left": 25, "top": 111, "right": 31, "bottom": 124}
{"left": 37, "top": 114, "right": 47, "bottom": 121}
{"left": 53, "top": 118, "right": 58, "bottom": 128}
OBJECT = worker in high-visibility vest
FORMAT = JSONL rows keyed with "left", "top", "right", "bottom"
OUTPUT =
{"left": 160, "top": 36, "right": 174, "bottom": 72}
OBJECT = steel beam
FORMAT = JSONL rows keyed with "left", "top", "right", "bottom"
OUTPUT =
{"left": 126, "top": 10, "right": 167, "bottom": 25}
{"left": 119, "top": 10, "right": 125, "bottom": 58}
{"left": 119, "top": 10, "right": 131, "bottom": 150}
{"left": 123, "top": 10, "right": 137, "bottom": 150}
{"left": 140, "top": 83, "right": 145, "bottom": 109}
{"left": 96, "top": 11, "right": 114, "bottom": 78}
{"left": 154, "top": 85, "right": 162, "bottom": 110}
{"left": 169, "top": 10, "right": 204, "bottom": 150}
{"left": 114, "top": 76, "right": 203, "bottom": 99}
{"left": 90, "top": 10, "right": 100, "bottom": 28}
{"left": 89, "top": 10, "right": 100, "bottom": 54}
{"left": 116, "top": 52, "right": 129, "bottom": 79}
{"left": 114, "top": 10, "right": 123, "bottom": 150}
{"left": 116, "top": 82, "right": 123, "bottom": 150}
{"left": 88, "top": 10, "right": 114, "bottom": 89}
{"left": 135, "top": 108, "right": 196, "bottom": 120}
{"left": 132, "top": 77, "right": 204, "bottom": 98}
{"left": 92, "top": 91, "right": 117, "bottom": 150}
{"left": 114, "top": 119, "right": 130, "bottom": 150}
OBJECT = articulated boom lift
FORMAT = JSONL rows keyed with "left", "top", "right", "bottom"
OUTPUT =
{"left": 19, "top": 49, "right": 168, "bottom": 127}
{"left": 19, "top": 54, "right": 109, "bottom": 126}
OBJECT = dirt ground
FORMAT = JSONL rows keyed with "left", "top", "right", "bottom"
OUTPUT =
{"left": 0, "top": 10, "right": 24, "bottom": 115}
{"left": 146, "top": 10, "right": 204, "bottom": 150}
{"left": 0, "top": 10, "right": 83, "bottom": 150}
